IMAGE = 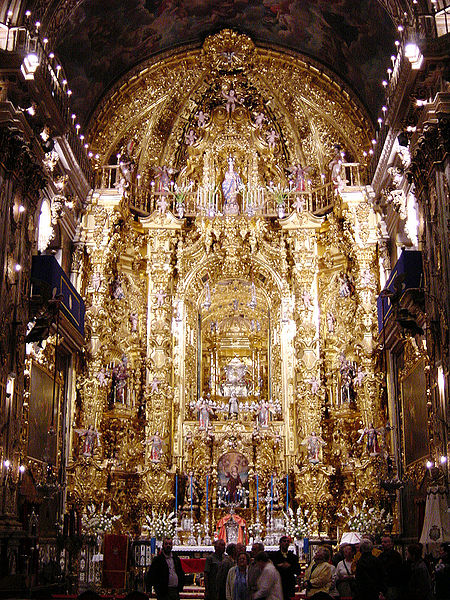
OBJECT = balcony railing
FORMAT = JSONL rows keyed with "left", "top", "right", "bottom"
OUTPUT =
{"left": 94, "top": 162, "right": 365, "bottom": 219}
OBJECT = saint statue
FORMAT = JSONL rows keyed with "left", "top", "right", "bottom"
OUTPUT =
{"left": 149, "top": 432, "right": 163, "bottom": 462}
{"left": 228, "top": 391, "right": 239, "bottom": 419}
{"left": 222, "top": 157, "right": 242, "bottom": 216}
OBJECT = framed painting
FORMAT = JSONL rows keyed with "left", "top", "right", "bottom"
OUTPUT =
{"left": 27, "top": 362, "right": 60, "bottom": 465}
{"left": 217, "top": 451, "right": 249, "bottom": 507}
{"left": 400, "top": 359, "right": 428, "bottom": 468}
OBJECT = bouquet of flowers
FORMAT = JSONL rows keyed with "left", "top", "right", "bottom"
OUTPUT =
{"left": 283, "top": 506, "right": 318, "bottom": 539}
{"left": 338, "top": 501, "right": 393, "bottom": 536}
{"left": 144, "top": 510, "right": 177, "bottom": 540}
{"left": 82, "top": 503, "right": 120, "bottom": 536}
{"left": 248, "top": 522, "right": 264, "bottom": 540}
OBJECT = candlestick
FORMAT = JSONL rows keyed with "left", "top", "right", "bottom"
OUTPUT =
{"left": 256, "top": 474, "right": 259, "bottom": 513}
{"left": 286, "top": 472, "right": 289, "bottom": 513}
{"left": 190, "top": 474, "right": 193, "bottom": 513}
{"left": 206, "top": 474, "right": 209, "bottom": 510}
{"left": 270, "top": 474, "right": 273, "bottom": 514}
{"left": 175, "top": 473, "right": 178, "bottom": 514}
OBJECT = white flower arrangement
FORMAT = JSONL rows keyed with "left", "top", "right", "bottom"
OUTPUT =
{"left": 283, "top": 507, "right": 318, "bottom": 539}
{"left": 144, "top": 510, "right": 177, "bottom": 540}
{"left": 82, "top": 503, "right": 120, "bottom": 535}
{"left": 337, "top": 501, "right": 393, "bottom": 536}
{"left": 248, "top": 522, "right": 264, "bottom": 539}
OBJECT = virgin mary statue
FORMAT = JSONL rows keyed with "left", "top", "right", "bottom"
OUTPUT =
{"left": 222, "top": 157, "right": 242, "bottom": 215}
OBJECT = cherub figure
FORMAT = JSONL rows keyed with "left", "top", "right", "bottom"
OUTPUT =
{"left": 254, "top": 112, "right": 265, "bottom": 129}
{"left": 267, "top": 129, "right": 279, "bottom": 150}
{"left": 97, "top": 368, "right": 108, "bottom": 387}
{"left": 155, "top": 289, "right": 167, "bottom": 307}
{"left": 196, "top": 110, "right": 209, "bottom": 128}
{"left": 185, "top": 129, "right": 196, "bottom": 146}
{"left": 308, "top": 376, "right": 321, "bottom": 395}
{"left": 156, "top": 195, "right": 168, "bottom": 215}
{"left": 222, "top": 89, "right": 241, "bottom": 114}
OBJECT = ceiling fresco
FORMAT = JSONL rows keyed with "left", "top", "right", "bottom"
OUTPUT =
{"left": 49, "top": 0, "right": 396, "bottom": 126}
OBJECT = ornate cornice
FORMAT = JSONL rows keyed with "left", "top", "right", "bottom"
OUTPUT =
{"left": 0, "top": 125, "right": 47, "bottom": 206}
{"left": 408, "top": 113, "right": 450, "bottom": 187}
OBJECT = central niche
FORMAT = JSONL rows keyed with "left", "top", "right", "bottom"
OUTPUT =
{"left": 200, "top": 279, "right": 270, "bottom": 416}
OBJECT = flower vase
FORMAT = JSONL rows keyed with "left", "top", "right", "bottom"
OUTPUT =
{"left": 277, "top": 203, "right": 285, "bottom": 219}
{"left": 176, "top": 203, "right": 185, "bottom": 218}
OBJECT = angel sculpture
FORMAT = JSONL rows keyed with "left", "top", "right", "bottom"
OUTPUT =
{"left": 302, "top": 432, "right": 326, "bottom": 464}
{"left": 357, "top": 424, "right": 382, "bottom": 456}
{"left": 76, "top": 425, "right": 100, "bottom": 457}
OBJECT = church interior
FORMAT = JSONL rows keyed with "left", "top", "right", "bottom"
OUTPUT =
{"left": 0, "top": 0, "right": 449, "bottom": 593}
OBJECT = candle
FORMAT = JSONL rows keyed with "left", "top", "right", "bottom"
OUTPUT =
{"left": 190, "top": 474, "right": 193, "bottom": 513}
{"left": 256, "top": 474, "right": 259, "bottom": 512}
{"left": 270, "top": 474, "right": 273, "bottom": 513}
{"left": 206, "top": 475, "right": 209, "bottom": 511}
{"left": 286, "top": 473, "right": 289, "bottom": 512}
{"left": 175, "top": 474, "right": 178, "bottom": 514}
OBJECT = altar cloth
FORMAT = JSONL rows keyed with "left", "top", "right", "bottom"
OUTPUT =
{"left": 180, "top": 558, "right": 207, "bottom": 573}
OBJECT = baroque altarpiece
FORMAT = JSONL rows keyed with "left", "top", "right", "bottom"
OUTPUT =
{"left": 69, "top": 31, "right": 391, "bottom": 538}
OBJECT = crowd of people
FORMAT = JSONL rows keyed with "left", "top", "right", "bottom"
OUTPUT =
{"left": 144, "top": 535, "right": 450, "bottom": 600}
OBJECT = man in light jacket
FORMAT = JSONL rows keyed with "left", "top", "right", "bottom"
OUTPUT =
{"left": 254, "top": 552, "right": 283, "bottom": 600}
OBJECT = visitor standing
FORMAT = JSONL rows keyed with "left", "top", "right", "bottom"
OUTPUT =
{"left": 303, "top": 547, "right": 333, "bottom": 599}
{"left": 403, "top": 543, "right": 432, "bottom": 600}
{"left": 248, "top": 542, "right": 264, "bottom": 600}
{"left": 354, "top": 539, "right": 386, "bottom": 600}
{"left": 378, "top": 535, "right": 404, "bottom": 600}
{"left": 145, "top": 537, "right": 185, "bottom": 600}
{"left": 205, "top": 539, "right": 234, "bottom": 600}
{"left": 253, "top": 552, "right": 283, "bottom": 600}
{"left": 226, "top": 552, "right": 250, "bottom": 600}
{"left": 272, "top": 535, "right": 300, "bottom": 600}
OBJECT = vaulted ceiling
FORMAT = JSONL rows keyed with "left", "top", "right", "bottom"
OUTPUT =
{"left": 27, "top": 0, "right": 406, "bottom": 126}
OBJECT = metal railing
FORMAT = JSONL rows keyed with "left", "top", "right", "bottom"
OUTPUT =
{"left": 94, "top": 163, "right": 365, "bottom": 218}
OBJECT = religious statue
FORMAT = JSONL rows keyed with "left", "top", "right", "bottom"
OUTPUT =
{"left": 339, "top": 353, "right": 356, "bottom": 405}
{"left": 154, "top": 165, "right": 174, "bottom": 193}
{"left": 222, "top": 157, "right": 242, "bottom": 216}
{"left": 97, "top": 368, "right": 108, "bottom": 387}
{"left": 302, "top": 432, "right": 326, "bottom": 464}
{"left": 130, "top": 312, "right": 138, "bottom": 332}
{"left": 287, "top": 163, "right": 310, "bottom": 191}
{"left": 222, "top": 357, "right": 249, "bottom": 397}
{"left": 257, "top": 400, "right": 270, "bottom": 428}
{"left": 358, "top": 424, "right": 381, "bottom": 456}
{"left": 202, "top": 282, "right": 211, "bottom": 311}
{"left": 329, "top": 144, "right": 345, "bottom": 191}
{"left": 92, "top": 271, "right": 102, "bottom": 292}
{"left": 108, "top": 355, "right": 128, "bottom": 406}
{"left": 112, "top": 275, "right": 125, "bottom": 299}
{"left": 196, "top": 395, "right": 213, "bottom": 429}
{"left": 149, "top": 432, "right": 163, "bottom": 462}
{"left": 338, "top": 272, "right": 355, "bottom": 298}
{"left": 185, "top": 129, "right": 196, "bottom": 146}
{"left": 76, "top": 425, "right": 100, "bottom": 457}
{"left": 184, "top": 472, "right": 200, "bottom": 507}
{"left": 228, "top": 391, "right": 239, "bottom": 419}
{"left": 254, "top": 112, "right": 265, "bottom": 129}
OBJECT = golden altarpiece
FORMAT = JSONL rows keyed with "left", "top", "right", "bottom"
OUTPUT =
{"left": 69, "top": 31, "right": 392, "bottom": 540}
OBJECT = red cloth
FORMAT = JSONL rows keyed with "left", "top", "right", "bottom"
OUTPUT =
{"left": 180, "top": 558, "right": 207, "bottom": 573}
{"left": 103, "top": 534, "right": 129, "bottom": 589}
{"left": 215, "top": 513, "right": 247, "bottom": 544}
